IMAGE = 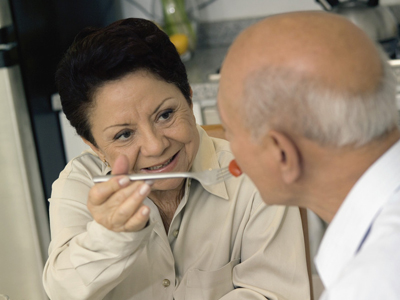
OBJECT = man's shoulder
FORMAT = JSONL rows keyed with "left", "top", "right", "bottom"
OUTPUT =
{"left": 327, "top": 193, "right": 400, "bottom": 299}
{"left": 364, "top": 191, "right": 400, "bottom": 247}
{"left": 325, "top": 216, "right": 400, "bottom": 300}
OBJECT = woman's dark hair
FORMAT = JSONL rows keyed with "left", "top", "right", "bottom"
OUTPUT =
{"left": 55, "top": 18, "right": 191, "bottom": 147}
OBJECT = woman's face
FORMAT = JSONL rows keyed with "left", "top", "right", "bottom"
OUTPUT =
{"left": 86, "top": 71, "right": 200, "bottom": 192}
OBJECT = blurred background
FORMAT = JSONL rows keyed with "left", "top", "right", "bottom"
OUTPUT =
{"left": 2, "top": 0, "right": 400, "bottom": 299}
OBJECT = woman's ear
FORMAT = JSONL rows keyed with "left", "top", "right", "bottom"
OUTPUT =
{"left": 267, "top": 130, "right": 301, "bottom": 184}
{"left": 81, "top": 137, "right": 105, "bottom": 161}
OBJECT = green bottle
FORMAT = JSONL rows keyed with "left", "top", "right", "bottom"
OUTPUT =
{"left": 160, "top": 0, "right": 197, "bottom": 52}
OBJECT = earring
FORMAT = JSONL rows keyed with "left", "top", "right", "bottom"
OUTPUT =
{"left": 103, "top": 158, "right": 110, "bottom": 167}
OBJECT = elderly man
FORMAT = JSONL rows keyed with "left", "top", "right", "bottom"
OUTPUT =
{"left": 218, "top": 11, "right": 400, "bottom": 300}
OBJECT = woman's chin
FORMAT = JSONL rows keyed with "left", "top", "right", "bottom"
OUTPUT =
{"left": 151, "top": 178, "right": 186, "bottom": 194}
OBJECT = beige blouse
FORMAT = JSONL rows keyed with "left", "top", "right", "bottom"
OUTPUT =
{"left": 43, "top": 126, "right": 310, "bottom": 300}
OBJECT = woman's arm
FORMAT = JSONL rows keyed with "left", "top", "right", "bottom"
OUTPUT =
{"left": 43, "top": 156, "right": 153, "bottom": 300}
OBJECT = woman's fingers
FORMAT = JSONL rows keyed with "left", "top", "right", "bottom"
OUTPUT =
{"left": 111, "top": 154, "right": 130, "bottom": 175}
{"left": 88, "top": 178, "right": 152, "bottom": 232}
{"left": 89, "top": 153, "right": 130, "bottom": 206}
{"left": 124, "top": 205, "right": 151, "bottom": 232}
{"left": 89, "top": 175, "right": 131, "bottom": 206}
{"left": 112, "top": 182, "right": 152, "bottom": 230}
{"left": 88, "top": 154, "right": 152, "bottom": 232}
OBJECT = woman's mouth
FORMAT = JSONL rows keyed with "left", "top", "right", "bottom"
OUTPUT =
{"left": 143, "top": 152, "right": 179, "bottom": 171}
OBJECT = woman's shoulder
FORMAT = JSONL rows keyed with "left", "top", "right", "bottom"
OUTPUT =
{"left": 209, "top": 136, "right": 267, "bottom": 208}
{"left": 50, "top": 149, "right": 105, "bottom": 200}
{"left": 56, "top": 149, "right": 104, "bottom": 186}
{"left": 209, "top": 136, "right": 234, "bottom": 167}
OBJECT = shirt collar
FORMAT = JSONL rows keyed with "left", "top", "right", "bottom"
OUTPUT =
{"left": 190, "top": 125, "right": 229, "bottom": 200}
{"left": 315, "top": 138, "right": 400, "bottom": 288}
{"left": 101, "top": 125, "right": 229, "bottom": 200}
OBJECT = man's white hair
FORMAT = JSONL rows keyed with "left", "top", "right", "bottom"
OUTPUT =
{"left": 243, "top": 50, "right": 399, "bottom": 147}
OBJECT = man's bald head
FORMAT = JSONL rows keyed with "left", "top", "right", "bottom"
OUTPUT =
{"left": 218, "top": 11, "right": 397, "bottom": 147}
{"left": 228, "top": 11, "right": 381, "bottom": 93}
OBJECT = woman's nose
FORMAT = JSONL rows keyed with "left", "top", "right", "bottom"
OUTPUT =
{"left": 139, "top": 128, "right": 169, "bottom": 157}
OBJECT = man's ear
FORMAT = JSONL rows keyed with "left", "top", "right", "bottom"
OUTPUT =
{"left": 267, "top": 130, "right": 301, "bottom": 184}
{"left": 82, "top": 137, "right": 105, "bottom": 161}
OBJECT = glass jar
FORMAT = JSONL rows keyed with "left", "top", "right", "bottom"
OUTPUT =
{"left": 160, "top": 0, "right": 198, "bottom": 53}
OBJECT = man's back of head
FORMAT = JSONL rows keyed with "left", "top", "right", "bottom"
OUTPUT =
{"left": 218, "top": 11, "right": 400, "bottom": 220}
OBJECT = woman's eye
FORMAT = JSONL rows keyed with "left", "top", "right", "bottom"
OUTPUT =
{"left": 159, "top": 109, "right": 173, "bottom": 121}
{"left": 115, "top": 130, "right": 133, "bottom": 140}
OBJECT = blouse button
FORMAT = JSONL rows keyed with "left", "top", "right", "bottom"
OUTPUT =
{"left": 162, "top": 279, "right": 171, "bottom": 287}
{"left": 173, "top": 229, "right": 179, "bottom": 237}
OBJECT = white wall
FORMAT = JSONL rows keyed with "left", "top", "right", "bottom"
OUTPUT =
{"left": 118, "top": 0, "right": 400, "bottom": 23}
{"left": 198, "top": 0, "right": 321, "bottom": 21}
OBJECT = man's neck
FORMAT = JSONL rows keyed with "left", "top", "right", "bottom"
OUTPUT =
{"left": 299, "top": 129, "right": 400, "bottom": 223}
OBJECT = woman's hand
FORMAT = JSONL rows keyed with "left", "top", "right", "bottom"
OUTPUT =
{"left": 87, "top": 155, "right": 151, "bottom": 232}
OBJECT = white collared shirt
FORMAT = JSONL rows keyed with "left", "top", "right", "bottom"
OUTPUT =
{"left": 43, "top": 125, "right": 310, "bottom": 300}
{"left": 315, "top": 139, "right": 400, "bottom": 299}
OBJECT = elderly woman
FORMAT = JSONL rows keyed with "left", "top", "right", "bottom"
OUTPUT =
{"left": 43, "top": 18, "right": 309, "bottom": 300}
